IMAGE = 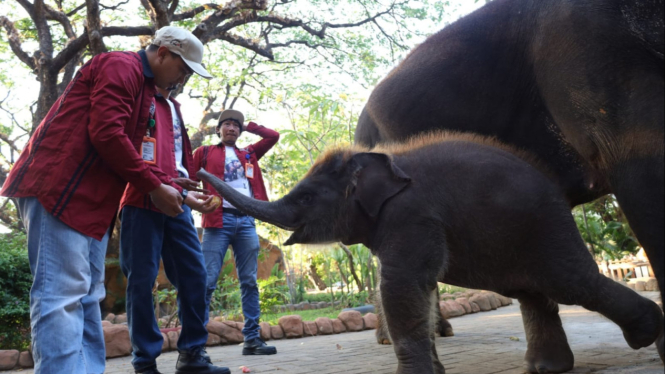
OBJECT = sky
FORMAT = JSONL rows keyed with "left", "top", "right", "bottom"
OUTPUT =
{"left": 0, "top": 0, "right": 486, "bottom": 233}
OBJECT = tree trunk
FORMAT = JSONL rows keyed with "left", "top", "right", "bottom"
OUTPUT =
{"left": 339, "top": 243, "right": 364, "bottom": 292}
{"left": 308, "top": 262, "right": 327, "bottom": 291}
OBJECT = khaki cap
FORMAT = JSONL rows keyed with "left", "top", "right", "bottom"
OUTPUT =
{"left": 153, "top": 26, "right": 213, "bottom": 79}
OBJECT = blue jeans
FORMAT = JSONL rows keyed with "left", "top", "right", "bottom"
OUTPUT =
{"left": 119, "top": 205, "right": 208, "bottom": 371}
{"left": 202, "top": 213, "right": 261, "bottom": 340}
{"left": 16, "top": 197, "right": 109, "bottom": 374}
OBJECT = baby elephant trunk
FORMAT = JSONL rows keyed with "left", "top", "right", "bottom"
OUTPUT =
{"left": 196, "top": 168, "right": 298, "bottom": 230}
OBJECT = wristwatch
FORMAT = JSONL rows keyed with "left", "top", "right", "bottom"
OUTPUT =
{"left": 181, "top": 189, "right": 188, "bottom": 203}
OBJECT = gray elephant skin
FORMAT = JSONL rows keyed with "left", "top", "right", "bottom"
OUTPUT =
{"left": 355, "top": 0, "right": 664, "bottom": 362}
{"left": 197, "top": 133, "right": 663, "bottom": 374}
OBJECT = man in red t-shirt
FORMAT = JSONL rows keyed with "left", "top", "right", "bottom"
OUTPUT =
{"left": 192, "top": 109, "right": 279, "bottom": 355}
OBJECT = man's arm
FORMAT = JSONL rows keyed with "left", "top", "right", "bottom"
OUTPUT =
{"left": 245, "top": 122, "right": 280, "bottom": 160}
{"left": 87, "top": 55, "right": 162, "bottom": 194}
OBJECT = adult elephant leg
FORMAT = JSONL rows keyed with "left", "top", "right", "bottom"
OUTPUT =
{"left": 434, "top": 286, "right": 454, "bottom": 337}
{"left": 518, "top": 293, "right": 574, "bottom": 374}
{"left": 374, "top": 283, "right": 392, "bottom": 345}
{"left": 381, "top": 264, "right": 444, "bottom": 374}
{"left": 610, "top": 156, "right": 664, "bottom": 361}
{"left": 429, "top": 288, "right": 446, "bottom": 374}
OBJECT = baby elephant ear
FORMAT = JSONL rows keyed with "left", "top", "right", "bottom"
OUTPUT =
{"left": 350, "top": 152, "right": 411, "bottom": 218}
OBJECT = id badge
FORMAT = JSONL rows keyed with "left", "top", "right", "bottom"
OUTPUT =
{"left": 245, "top": 163, "right": 254, "bottom": 179}
{"left": 141, "top": 136, "right": 157, "bottom": 165}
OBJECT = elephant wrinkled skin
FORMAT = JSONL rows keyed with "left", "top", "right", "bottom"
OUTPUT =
{"left": 197, "top": 133, "right": 664, "bottom": 374}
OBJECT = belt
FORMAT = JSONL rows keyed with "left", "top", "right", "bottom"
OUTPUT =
{"left": 223, "top": 208, "right": 248, "bottom": 216}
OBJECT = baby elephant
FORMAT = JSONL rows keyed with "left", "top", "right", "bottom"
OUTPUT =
{"left": 198, "top": 133, "right": 663, "bottom": 374}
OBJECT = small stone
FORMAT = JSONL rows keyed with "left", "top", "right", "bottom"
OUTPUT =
{"left": 315, "top": 317, "right": 334, "bottom": 335}
{"left": 634, "top": 281, "right": 646, "bottom": 292}
{"left": 363, "top": 313, "right": 378, "bottom": 330}
{"left": 646, "top": 278, "right": 658, "bottom": 292}
{"left": 303, "top": 321, "right": 318, "bottom": 336}
{"left": 103, "top": 324, "right": 132, "bottom": 358}
{"left": 167, "top": 330, "right": 180, "bottom": 350}
{"left": 455, "top": 297, "right": 473, "bottom": 313}
{"left": 104, "top": 313, "right": 116, "bottom": 323}
{"left": 114, "top": 313, "right": 128, "bottom": 324}
{"left": 260, "top": 322, "right": 271, "bottom": 341}
{"left": 332, "top": 319, "right": 347, "bottom": 334}
{"left": 270, "top": 325, "right": 284, "bottom": 339}
{"left": 18, "top": 351, "right": 33, "bottom": 368}
{"left": 278, "top": 315, "right": 304, "bottom": 338}
{"left": 469, "top": 294, "right": 492, "bottom": 311}
{"left": 0, "top": 350, "right": 19, "bottom": 370}
{"left": 337, "top": 311, "right": 364, "bottom": 332}
{"left": 161, "top": 332, "right": 170, "bottom": 352}
{"left": 101, "top": 320, "right": 112, "bottom": 327}
{"left": 207, "top": 321, "right": 243, "bottom": 344}
{"left": 206, "top": 333, "right": 222, "bottom": 346}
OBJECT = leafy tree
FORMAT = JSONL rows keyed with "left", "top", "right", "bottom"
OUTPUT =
{"left": 0, "top": 232, "right": 31, "bottom": 350}
{"left": 0, "top": 0, "right": 447, "bottom": 231}
{"left": 572, "top": 195, "right": 639, "bottom": 260}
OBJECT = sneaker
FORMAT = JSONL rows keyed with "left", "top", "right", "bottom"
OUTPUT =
{"left": 135, "top": 364, "right": 163, "bottom": 374}
{"left": 242, "top": 337, "right": 277, "bottom": 355}
{"left": 175, "top": 347, "right": 230, "bottom": 374}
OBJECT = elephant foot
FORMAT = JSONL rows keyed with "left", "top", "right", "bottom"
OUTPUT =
{"left": 621, "top": 302, "right": 662, "bottom": 349}
{"left": 376, "top": 329, "right": 392, "bottom": 345}
{"left": 524, "top": 343, "right": 574, "bottom": 374}
{"left": 441, "top": 326, "right": 454, "bottom": 337}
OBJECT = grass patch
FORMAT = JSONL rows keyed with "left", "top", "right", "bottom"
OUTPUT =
{"left": 261, "top": 306, "right": 345, "bottom": 325}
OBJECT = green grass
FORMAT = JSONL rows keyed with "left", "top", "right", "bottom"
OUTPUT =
{"left": 438, "top": 284, "right": 467, "bottom": 295}
{"left": 261, "top": 306, "right": 346, "bottom": 325}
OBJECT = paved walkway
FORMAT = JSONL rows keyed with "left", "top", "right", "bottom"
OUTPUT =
{"left": 9, "top": 292, "right": 662, "bottom": 374}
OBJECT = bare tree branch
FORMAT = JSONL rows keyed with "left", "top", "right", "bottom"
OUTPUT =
{"left": 194, "top": 0, "right": 268, "bottom": 40}
{"left": 66, "top": 3, "right": 87, "bottom": 17}
{"left": 52, "top": 25, "right": 154, "bottom": 71}
{"left": 0, "top": 16, "right": 36, "bottom": 71}
{"left": 86, "top": 0, "right": 108, "bottom": 55}
{"left": 172, "top": 3, "right": 221, "bottom": 21}
{"left": 148, "top": 0, "right": 171, "bottom": 28}
{"left": 100, "top": 0, "right": 131, "bottom": 12}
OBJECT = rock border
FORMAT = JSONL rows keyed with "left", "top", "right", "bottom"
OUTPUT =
{"left": 0, "top": 289, "right": 521, "bottom": 371}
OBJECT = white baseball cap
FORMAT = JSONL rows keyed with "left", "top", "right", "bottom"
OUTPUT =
{"left": 153, "top": 26, "right": 213, "bottom": 79}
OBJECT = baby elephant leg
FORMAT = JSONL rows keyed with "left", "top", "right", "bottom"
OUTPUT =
{"left": 559, "top": 273, "right": 663, "bottom": 351}
{"left": 374, "top": 288, "right": 393, "bottom": 345}
{"left": 518, "top": 293, "right": 574, "bottom": 374}
{"left": 429, "top": 290, "right": 445, "bottom": 374}
{"left": 434, "top": 286, "right": 454, "bottom": 337}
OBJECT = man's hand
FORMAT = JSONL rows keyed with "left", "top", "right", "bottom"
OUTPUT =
{"left": 149, "top": 184, "right": 184, "bottom": 217}
{"left": 184, "top": 191, "right": 217, "bottom": 214}
{"left": 172, "top": 177, "right": 209, "bottom": 193}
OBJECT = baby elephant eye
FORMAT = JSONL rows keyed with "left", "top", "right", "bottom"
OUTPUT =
{"left": 298, "top": 194, "right": 313, "bottom": 205}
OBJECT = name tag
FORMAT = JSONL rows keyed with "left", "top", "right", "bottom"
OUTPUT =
{"left": 245, "top": 163, "right": 254, "bottom": 179}
{"left": 141, "top": 136, "right": 157, "bottom": 165}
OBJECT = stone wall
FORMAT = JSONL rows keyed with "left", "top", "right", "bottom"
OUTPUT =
{"left": 0, "top": 290, "right": 516, "bottom": 371}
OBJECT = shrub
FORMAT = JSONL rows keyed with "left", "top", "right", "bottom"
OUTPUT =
{"left": 0, "top": 233, "right": 31, "bottom": 350}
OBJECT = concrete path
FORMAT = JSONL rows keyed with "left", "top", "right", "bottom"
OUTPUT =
{"left": 9, "top": 292, "right": 662, "bottom": 374}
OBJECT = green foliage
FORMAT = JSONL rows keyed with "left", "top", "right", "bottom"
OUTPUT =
{"left": 0, "top": 233, "right": 31, "bottom": 350}
{"left": 258, "top": 276, "right": 290, "bottom": 315}
{"left": 438, "top": 283, "right": 467, "bottom": 295}
{"left": 572, "top": 195, "right": 639, "bottom": 260}
{"left": 261, "top": 306, "right": 344, "bottom": 326}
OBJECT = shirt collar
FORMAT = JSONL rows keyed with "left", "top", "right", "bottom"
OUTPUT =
{"left": 138, "top": 50, "right": 154, "bottom": 79}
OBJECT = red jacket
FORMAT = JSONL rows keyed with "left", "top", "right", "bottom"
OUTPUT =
{"left": 1, "top": 50, "right": 165, "bottom": 240}
{"left": 120, "top": 94, "right": 195, "bottom": 212}
{"left": 192, "top": 122, "right": 279, "bottom": 228}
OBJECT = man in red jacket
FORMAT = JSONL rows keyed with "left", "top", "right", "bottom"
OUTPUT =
{"left": 119, "top": 81, "right": 230, "bottom": 374}
{"left": 193, "top": 109, "right": 279, "bottom": 356}
{"left": 1, "top": 26, "right": 211, "bottom": 374}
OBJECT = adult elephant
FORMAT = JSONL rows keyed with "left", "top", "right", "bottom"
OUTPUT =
{"left": 356, "top": 0, "right": 663, "bottom": 360}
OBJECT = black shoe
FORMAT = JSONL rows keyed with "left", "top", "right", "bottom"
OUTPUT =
{"left": 242, "top": 337, "right": 277, "bottom": 355}
{"left": 135, "top": 364, "right": 163, "bottom": 374}
{"left": 175, "top": 347, "right": 230, "bottom": 374}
